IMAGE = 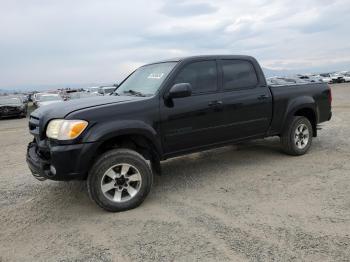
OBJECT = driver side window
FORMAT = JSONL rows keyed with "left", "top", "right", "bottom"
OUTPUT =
{"left": 173, "top": 61, "right": 217, "bottom": 94}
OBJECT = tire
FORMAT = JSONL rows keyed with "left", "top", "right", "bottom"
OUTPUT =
{"left": 87, "top": 148, "right": 153, "bottom": 212}
{"left": 281, "top": 116, "right": 313, "bottom": 156}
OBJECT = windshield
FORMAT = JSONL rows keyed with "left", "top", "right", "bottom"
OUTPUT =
{"left": 40, "top": 95, "right": 61, "bottom": 102}
{"left": 115, "top": 62, "right": 177, "bottom": 96}
{"left": 0, "top": 97, "right": 22, "bottom": 105}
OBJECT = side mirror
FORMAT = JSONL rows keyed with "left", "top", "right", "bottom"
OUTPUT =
{"left": 166, "top": 83, "right": 192, "bottom": 99}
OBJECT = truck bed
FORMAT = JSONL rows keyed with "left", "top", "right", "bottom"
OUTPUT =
{"left": 268, "top": 82, "right": 332, "bottom": 136}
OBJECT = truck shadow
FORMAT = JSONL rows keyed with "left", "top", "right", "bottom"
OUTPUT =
{"left": 152, "top": 137, "right": 284, "bottom": 190}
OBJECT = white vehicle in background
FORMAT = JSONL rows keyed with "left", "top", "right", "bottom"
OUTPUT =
{"left": 341, "top": 72, "right": 350, "bottom": 82}
{"left": 32, "top": 92, "right": 46, "bottom": 106}
{"left": 36, "top": 94, "right": 63, "bottom": 108}
{"left": 319, "top": 73, "right": 333, "bottom": 84}
{"left": 296, "top": 74, "right": 322, "bottom": 83}
{"left": 67, "top": 91, "right": 101, "bottom": 100}
{"left": 98, "top": 86, "right": 116, "bottom": 95}
{"left": 84, "top": 86, "right": 100, "bottom": 94}
{"left": 267, "top": 77, "right": 308, "bottom": 86}
{"left": 330, "top": 73, "right": 345, "bottom": 83}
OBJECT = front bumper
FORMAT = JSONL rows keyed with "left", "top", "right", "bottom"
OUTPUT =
{"left": 26, "top": 140, "right": 99, "bottom": 181}
{"left": 0, "top": 110, "right": 25, "bottom": 118}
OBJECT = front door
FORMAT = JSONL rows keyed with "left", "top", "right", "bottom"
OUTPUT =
{"left": 160, "top": 60, "right": 224, "bottom": 154}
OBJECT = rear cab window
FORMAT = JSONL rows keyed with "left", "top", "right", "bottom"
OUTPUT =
{"left": 220, "top": 60, "right": 258, "bottom": 90}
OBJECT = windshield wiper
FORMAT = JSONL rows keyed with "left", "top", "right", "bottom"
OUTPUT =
{"left": 123, "top": 89, "right": 147, "bottom": 97}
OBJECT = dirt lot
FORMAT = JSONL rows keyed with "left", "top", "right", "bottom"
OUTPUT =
{"left": 0, "top": 84, "right": 349, "bottom": 261}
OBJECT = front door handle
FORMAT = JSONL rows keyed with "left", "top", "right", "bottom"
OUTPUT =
{"left": 258, "top": 95, "right": 269, "bottom": 100}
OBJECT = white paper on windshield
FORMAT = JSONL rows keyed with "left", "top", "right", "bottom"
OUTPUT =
{"left": 147, "top": 73, "right": 164, "bottom": 79}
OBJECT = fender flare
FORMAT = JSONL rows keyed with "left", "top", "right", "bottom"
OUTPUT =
{"left": 281, "top": 96, "right": 318, "bottom": 132}
{"left": 82, "top": 120, "right": 162, "bottom": 155}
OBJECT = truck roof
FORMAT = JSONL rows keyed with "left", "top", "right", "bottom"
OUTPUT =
{"left": 148, "top": 55, "right": 256, "bottom": 65}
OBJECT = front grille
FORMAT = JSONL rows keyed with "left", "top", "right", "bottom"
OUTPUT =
{"left": 0, "top": 106, "right": 19, "bottom": 113}
{"left": 38, "top": 148, "right": 50, "bottom": 160}
{"left": 9, "top": 107, "right": 19, "bottom": 112}
{"left": 28, "top": 115, "right": 50, "bottom": 159}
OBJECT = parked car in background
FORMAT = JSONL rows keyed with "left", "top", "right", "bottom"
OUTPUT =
{"left": 319, "top": 73, "right": 333, "bottom": 84}
{"left": 98, "top": 86, "right": 116, "bottom": 95}
{"left": 84, "top": 87, "right": 100, "bottom": 94}
{"left": 296, "top": 74, "right": 322, "bottom": 83}
{"left": 67, "top": 91, "right": 101, "bottom": 100}
{"left": 340, "top": 72, "right": 350, "bottom": 82}
{"left": 0, "top": 96, "right": 27, "bottom": 119}
{"left": 17, "top": 95, "right": 29, "bottom": 112}
{"left": 32, "top": 92, "right": 46, "bottom": 107}
{"left": 267, "top": 77, "right": 294, "bottom": 86}
{"left": 267, "top": 77, "right": 307, "bottom": 86}
{"left": 59, "top": 89, "right": 87, "bottom": 101}
{"left": 19, "top": 95, "right": 29, "bottom": 104}
{"left": 331, "top": 73, "right": 345, "bottom": 83}
{"left": 36, "top": 94, "right": 63, "bottom": 108}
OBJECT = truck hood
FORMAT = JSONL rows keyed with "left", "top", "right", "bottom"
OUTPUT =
{"left": 31, "top": 95, "right": 144, "bottom": 120}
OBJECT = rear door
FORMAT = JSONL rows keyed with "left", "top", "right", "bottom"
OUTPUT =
{"left": 217, "top": 59, "right": 273, "bottom": 140}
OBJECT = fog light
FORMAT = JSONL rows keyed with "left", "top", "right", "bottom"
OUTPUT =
{"left": 50, "top": 165, "right": 57, "bottom": 175}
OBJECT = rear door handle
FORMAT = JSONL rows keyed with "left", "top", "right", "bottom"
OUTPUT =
{"left": 208, "top": 100, "right": 223, "bottom": 107}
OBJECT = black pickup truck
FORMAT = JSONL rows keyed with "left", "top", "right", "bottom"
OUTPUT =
{"left": 26, "top": 55, "right": 332, "bottom": 212}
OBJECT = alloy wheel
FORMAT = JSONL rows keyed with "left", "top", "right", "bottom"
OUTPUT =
{"left": 100, "top": 163, "right": 142, "bottom": 203}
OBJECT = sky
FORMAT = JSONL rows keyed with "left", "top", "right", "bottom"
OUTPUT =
{"left": 1, "top": 0, "right": 350, "bottom": 90}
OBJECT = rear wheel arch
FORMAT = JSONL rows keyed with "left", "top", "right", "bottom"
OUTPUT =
{"left": 293, "top": 107, "right": 317, "bottom": 137}
{"left": 281, "top": 97, "right": 317, "bottom": 137}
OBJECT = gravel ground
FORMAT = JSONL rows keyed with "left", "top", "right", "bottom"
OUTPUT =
{"left": 0, "top": 84, "right": 349, "bottom": 261}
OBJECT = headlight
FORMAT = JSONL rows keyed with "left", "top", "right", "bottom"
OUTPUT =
{"left": 46, "top": 119, "right": 88, "bottom": 140}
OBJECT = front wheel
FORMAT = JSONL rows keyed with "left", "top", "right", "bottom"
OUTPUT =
{"left": 281, "top": 116, "right": 313, "bottom": 156}
{"left": 87, "top": 148, "right": 153, "bottom": 212}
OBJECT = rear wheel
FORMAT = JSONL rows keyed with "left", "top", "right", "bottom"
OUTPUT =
{"left": 87, "top": 148, "right": 153, "bottom": 212}
{"left": 281, "top": 116, "right": 313, "bottom": 156}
